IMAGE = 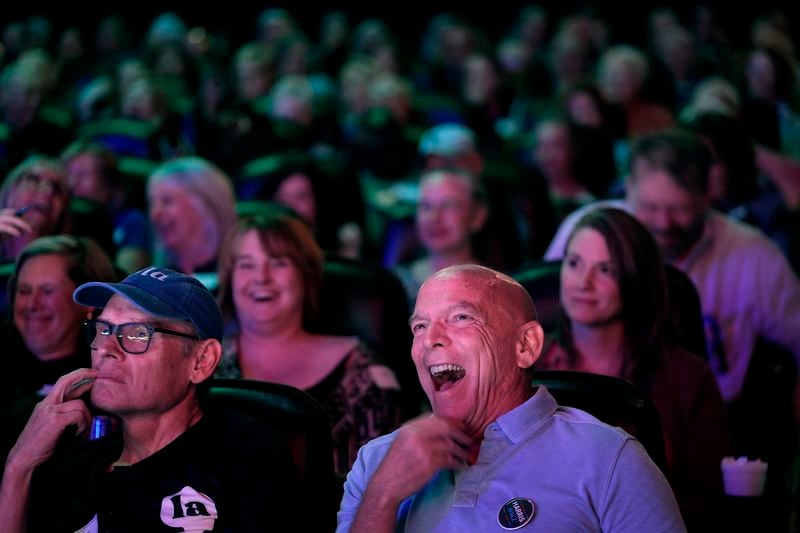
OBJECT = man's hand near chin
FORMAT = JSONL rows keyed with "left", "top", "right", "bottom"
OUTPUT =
{"left": 0, "top": 368, "right": 97, "bottom": 533}
{"left": 349, "top": 414, "right": 471, "bottom": 533}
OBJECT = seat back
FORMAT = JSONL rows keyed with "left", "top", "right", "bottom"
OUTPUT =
{"left": 532, "top": 370, "right": 668, "bottom": 473}
{"left": 205, "top": 378, "right": 337, "bottom": 528}
{"left": 729, "top": 340, "right": 798, "bottom": 503}
{"left": 78, "top": 118, "right": 158, "bottom": 159}
{"left": 662, "top": 264, "right": 707, "bottom": 358}
{"left": 314, "top": 255, "right": 424, "bottom": 417}
{"left": 512, "top": 260, "right": 562, "bottom": 333}
{"left": 69, "top": 197, "right": 116, "bottom": 260}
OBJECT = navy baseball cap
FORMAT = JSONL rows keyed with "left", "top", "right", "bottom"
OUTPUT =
{"left": 73, "top": 266, "right": 223, "bottom": 341}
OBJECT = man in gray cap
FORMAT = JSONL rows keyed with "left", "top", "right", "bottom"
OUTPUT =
{"left": 0, "top": 266, "right": 296, "bottom": 532}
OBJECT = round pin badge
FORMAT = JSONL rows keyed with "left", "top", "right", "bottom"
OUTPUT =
{"left": 498, "top": 497, "right": 535, "bottom": 530}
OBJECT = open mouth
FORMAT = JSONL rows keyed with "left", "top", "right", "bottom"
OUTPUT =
{"left": 249, "top": 288, "right": 277, "bottom": 302}
{"left": 430, "top": 363, "right": 466, "bottom": 392}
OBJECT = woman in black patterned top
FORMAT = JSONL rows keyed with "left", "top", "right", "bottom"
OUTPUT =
{"left": 215, "top": 208, "right": 402, "bottom": 478}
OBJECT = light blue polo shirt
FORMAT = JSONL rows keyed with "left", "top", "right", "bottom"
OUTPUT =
{"left": 338, "top": 386, "right": 685, "bottom": 532}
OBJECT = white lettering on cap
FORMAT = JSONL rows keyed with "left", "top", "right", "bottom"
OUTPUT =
{"left": 161, "top": 486, "right": 218, "bottom": 532}
{"left": 139, "top": 267, "right": 169, "bottom": 281}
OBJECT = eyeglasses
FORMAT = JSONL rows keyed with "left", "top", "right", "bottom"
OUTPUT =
{"left": 17, "top": 172, "right": 65, "bottom": 196}
{"left": 82, "top": 318, "right": 198, "bottom": 355}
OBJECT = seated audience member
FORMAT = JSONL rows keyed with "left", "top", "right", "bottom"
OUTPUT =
{"left": 392, "top": 169, "right": 488, "bottom": 306}
{"left": 596, "top": 44, "right": 675, "bottom": 138}
{"left": 0, "top": 52, "right": 73, "bottom": 173}
{"left": 681, "top": 111, "right": 800, "bottom": 274}
{"left": 530, "top": 117, "right": 597, "bottom": 223}
{"left": 147, "top": 157, "right": 237, "bottom": 284}
{"left": 536, "top": 207, "right": 729, "bottom": 530}
{"left": 740, "top": 46, "right": 800, "bottom": 161}
{"left": 0, "top": 235, "right": 117, "bottom": 462}
{"left": 337, "top": 264, "right": 685, "bottom": 532}
{"left": 256, "top": 165, "right": 364, "bottom": 259}
{"left": 61, "top": 140, "right": 151, "bottom": 273}
{"left": 544, "top": 130, "right": 800, "bottom": 416}
{"left": 459, "top": 53, "right": 511, "bottom": 158}
{"left": 558, "top": 82, "right": 627, "bottom": 188}
{"left": 0, "top": 156, "right": 72, "bottom": 264}
{"left": 0, "top": 266, "right": 298, "bottom": 531}
{"left": 417, "top": 122, "right": 554, "bottom": 268}
{"left": 200, "top": 41, "right": 276, "bottom": 173}
{"left": 118, "top": 74, "right": 193, "bottom": 160}
{"left": 348, "top": 73, "right": 418, "bottom": 184}
{"left": 215, "top": 211, "right": 402, "bottom": 479}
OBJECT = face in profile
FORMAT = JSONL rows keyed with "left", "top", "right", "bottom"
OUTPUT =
{"left": 13, "top": 254, "right": 87, "bottom": 360}
{"left": 148, "top": 180, "right": 208, "bottom": 253}
{"left": 560, "top": 227, "right": 623, "bottom": 327}
{"left": 416, "top": 173, "right": 485, "bottom": 256}
{"left": 409, "top": 269, "right": 538, "bottom": 434}
{"left": 7, "top": 165, "right": 68, "bottom": 235}
{"left": 628, "top": 162, "right": 707, "bottom": 261}
{"left": 231, "top": 229, "right": 305, "bottom": 330}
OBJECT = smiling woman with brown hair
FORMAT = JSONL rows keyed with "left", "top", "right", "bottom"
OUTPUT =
{"left": 537, "top": 207, "right": 730, "bottom": 530}
{"left": 215, "top": 209, "right": 402, "bottom": 479}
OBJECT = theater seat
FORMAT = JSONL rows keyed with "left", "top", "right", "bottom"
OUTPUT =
{"left": 727, "top": 340, "right": 798, "bottom": 527}
{"left": 512, "top": 260, "right": 562, "bottom": 333}
{"left": 314, "top": 255, "right": 424, "bottom": 417}
{"left": 205, "top": 378, "right": 337, "bottom": 530}
{"left": 532, "top": 370, "right": 668, "bottom": 473}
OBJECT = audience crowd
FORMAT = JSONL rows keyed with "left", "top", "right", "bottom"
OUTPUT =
{"left": 0, "top": 4, "right": 799, "bottom": 531}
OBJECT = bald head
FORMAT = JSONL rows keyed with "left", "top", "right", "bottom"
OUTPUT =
{"left": 422, "top": 264, "right": 538, "bottom": 323}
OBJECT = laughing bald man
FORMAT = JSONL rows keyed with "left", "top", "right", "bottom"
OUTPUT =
{"left": 337, "top": 264, "right": 685, "bottom": 533}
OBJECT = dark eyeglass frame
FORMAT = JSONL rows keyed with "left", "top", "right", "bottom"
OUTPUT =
{"left": 82, "top": 318, "right": 199, "bottom": 355}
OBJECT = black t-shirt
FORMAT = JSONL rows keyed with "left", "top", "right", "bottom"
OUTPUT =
{"left": 0, "top": 325, "right": 92, "bottom": 465}
{"left": 29, "top": 410, "right": 299, "bottom": 532}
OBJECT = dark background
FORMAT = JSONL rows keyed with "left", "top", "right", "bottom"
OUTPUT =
{"left": 3, "top": 0, "right": 796, "bottom": 55}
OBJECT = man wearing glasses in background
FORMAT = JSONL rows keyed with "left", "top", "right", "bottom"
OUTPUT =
{"left": 0, "top": 266, "right": 296, "bottom": 532}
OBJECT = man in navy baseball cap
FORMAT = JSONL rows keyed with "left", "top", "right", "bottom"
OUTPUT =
{"left": 73, "top": 266, "right": 223, "bottom": 341}
{"left": 0, "top": 266, "right": 297, "bottom": 531}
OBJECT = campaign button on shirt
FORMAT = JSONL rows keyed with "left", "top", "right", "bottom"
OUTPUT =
{"left": 498, "top": 497, "right": 535, "bottom": 530}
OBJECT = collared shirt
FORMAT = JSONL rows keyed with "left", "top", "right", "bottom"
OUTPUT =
{"left": 338, "top": 387, "right": 685, "bottom": 532}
